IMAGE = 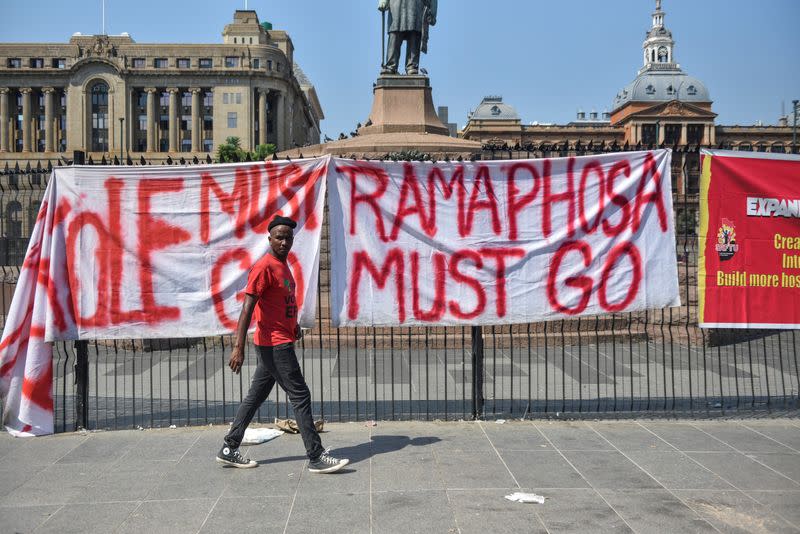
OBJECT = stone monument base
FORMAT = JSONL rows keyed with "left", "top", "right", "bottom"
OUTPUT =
{"left": 277, "top": 75, "right": 482, "bottom": 160}
{"left": 358, "top": 75, "right": 449, "bottom": 136}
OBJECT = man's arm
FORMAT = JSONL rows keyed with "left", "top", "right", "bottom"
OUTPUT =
{"left": 428, "top": 0, "right": 437, "bottom": 25}
{"left": 228, "top": 293, "right": 257, "bottom": 374}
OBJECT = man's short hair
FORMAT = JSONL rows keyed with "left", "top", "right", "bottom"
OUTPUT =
{"left": 268, "top": 215, "right": 298, "bottom": 232}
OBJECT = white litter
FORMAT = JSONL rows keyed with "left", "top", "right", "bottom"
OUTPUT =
{"left": 505, "top": 492, "right": 545, "bottom": 504}
{"left": 169, "top": 424, "right": 177, "bottom": 429}
{"left": 495, "top": 419, "right": 506, "bottom": 424}
{"left": 242, "top": 427, "right": 283, "bottom": 445}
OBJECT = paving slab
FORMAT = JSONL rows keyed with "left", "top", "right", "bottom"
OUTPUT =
{"left": 372, "top": 490, "right": 455, "bottom": 534}
{"left": 691, "top": 423, "right": 798, "bottom": 453}
{"left": 686, "top": 452, "right": 800, "bottom": 491}
{"left": 622, "top": 450, "right": 735, "bottom": 490}
{"left": 500, "top": 450, "right": 589, "bottom": 489}
{"left": 34, "top": 502, "right": 139, "bottom": 534}
{"left": 598, "top": 489, "right": 718, "bottom": 533}
{"left": 560, "top": 450, "right": 662, "bottom": 490}
{"left": 674, "top": 489, "right": 797, "bottom": 533}
{"left": 198, "top": 496, "right": 292, "bottom": 533}
{"left": 447, "top": 489, "right": 548, "bottom": 534}
{"left": 535, "top": 421, "right": 616, "bottom": 451}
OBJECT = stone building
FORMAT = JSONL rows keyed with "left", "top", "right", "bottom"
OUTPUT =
{"left": 0, "top": 10, "right": 323, "bottom": 163}
{"left": 462, "top": 0, "right": 795, "bottom": 195}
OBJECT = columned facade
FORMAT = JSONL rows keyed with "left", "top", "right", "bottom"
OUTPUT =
{"left": 0, "top": 10, "right": 324, "bottom": 162}
{"left": 0, "top": 88, "right": 8, "bottom": 152}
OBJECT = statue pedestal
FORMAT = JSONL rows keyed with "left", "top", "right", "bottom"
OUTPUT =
{"left": 277, "top": 74, "right": 482, "bottom": 160}
{"left": 358, "top": 75, "right": 450, "bottom": 137}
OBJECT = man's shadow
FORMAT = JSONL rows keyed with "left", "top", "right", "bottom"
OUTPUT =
{"left": 257, "top": 433, "right": 441, "bottom": 469}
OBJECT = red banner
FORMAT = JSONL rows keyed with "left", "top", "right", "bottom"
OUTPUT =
{"left": 698, "top": 149, "right": 800, "bottom": 328}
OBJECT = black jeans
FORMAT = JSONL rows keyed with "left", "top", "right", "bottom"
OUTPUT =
{"left": 224, "top": 343, "right": 324, "bottom": 460}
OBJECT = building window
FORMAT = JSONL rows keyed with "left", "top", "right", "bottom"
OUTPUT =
{"left": 90, "top": 82, "right": 109, "bottom": 152}
{"left": 738, "top": 143, "right": 752, "bottom": 152}
{"left": 177, "top": 58, "right": 190, "bottom": 69}
{"left": 687, "top": 85, "right": 697, "bottom": 96}
{"left": 30, "top": 58, "right": 44, "bottom": 68}
{"left": 687, "top": 124, "right": 704, "bottom": 144}
{"left": 154, "top": 58, "right": 168, "bottom": 68}
{"left": 645, "top": 84, "right": 655, "bottom": 95}
{"left": 203, "top": 89, "right": 213, "bottom": 152}
{"left": 233, "top": 37, "right": 237, "bottom": 44}
{"left": 132, "top": 58, "right": 145, "bottom": 68}
{"left": 664, "top": 124, "right": 681, "bottom": 145}
{"left": 181, "top": 90, "right": 192, "bottom": 152}
{"left": 227, "top": 112, "right": 237, "bottom": 128}
{"left": 52, "top": 58, "right": 66, "bottom": 68}
{"left": 225, "top": 56, "right": 239, "bottom": 68}
{"left": 199, "top": 58, "right": 212, "bottom": 68}
{"left": 666, "top": 85, "right": 675, "bottom": 96}
{"left": 267, "top": 59, "right": 273, "bottom": 71}
{"left": 7, "top": 58, "right": 21, "bottom": 68}
{"left": 235, "top": 93, "right": 241, "bottom": 104}
{"left": 642, "top": 124, "right": 657, "bottom": 146}
{"left": 771, "top": 143, "right": 785, "bottom": 154}
{"left": 223, "top": 93, "right": 229, "bottom": 104}
{"left": 253, "top": 58, "right": 260, "bottom": 69}
{"left": 277, "top": 62, "right": 282, "bottom": 72}
{"left": 757, "top": 143, "right": 767, "bottom": 152}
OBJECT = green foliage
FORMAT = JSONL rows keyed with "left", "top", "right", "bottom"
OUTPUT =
{"left": 386, "top": 149, "right": 431, "bottom": 162}
{"left": 216, "top": 137, "right": 277, "bottom": 163}
{"left": 253, "top": 143, "right": 277, "bottom": 161}
{"left": 216, "top": 136, "right": 245, "bottom": 163}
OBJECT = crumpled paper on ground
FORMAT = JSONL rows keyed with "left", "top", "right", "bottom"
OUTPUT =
{"left": 242, "top": 427, "right": 283, "bottom": 445}
{"left": 274, "top": 418, "right": 324, "bottom": 434}
{"left": 505, "top": 492, "right": 545, "bottom": 504}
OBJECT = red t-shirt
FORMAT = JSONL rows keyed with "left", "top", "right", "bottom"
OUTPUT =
{"left": 245, "top": 253, "right": 298, "bottom": 346}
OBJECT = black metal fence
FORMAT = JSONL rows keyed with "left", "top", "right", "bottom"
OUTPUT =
{"left": 0, "top": 146, "right": 797, "bottom": 434}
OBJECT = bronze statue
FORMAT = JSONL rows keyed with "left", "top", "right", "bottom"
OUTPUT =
{"left": 379, "top": 0, "right": 437, "bottom": 75}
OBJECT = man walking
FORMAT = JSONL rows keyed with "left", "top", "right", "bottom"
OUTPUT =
{"left": 216, "top": 215, "right": 349, "bottom": 473}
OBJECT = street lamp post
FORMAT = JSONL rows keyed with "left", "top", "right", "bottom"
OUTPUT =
{"left": 119, "top": 117, "right": 125, "bottom": 162}
{"left": 793, "top": 100, "right": 798, "bottom": 154}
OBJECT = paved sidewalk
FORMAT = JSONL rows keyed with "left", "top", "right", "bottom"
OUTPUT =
{"left": 0, "top": 419, "right": 799, "bottom": 533}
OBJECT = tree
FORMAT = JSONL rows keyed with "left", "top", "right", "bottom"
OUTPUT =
{"left": 217, "top": 136, "right": 246, "bottom": 163}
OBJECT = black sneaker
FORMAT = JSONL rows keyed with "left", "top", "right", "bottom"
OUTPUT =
{"left": 216, "top": 445, "right": 257, "bottom": 468}
{"left": 308, "top": 449, "right": 349, "bottom": 474}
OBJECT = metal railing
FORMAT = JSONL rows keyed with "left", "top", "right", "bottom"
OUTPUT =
{"left": 0, "top": 145, "right": 797, "bottom": 433}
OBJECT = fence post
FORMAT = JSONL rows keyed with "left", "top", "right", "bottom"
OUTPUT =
{"left": 74, "top": 340, "right": 89, "bottom": 430}
{"left": 471, "top": 326, "right": 484, "bottom": 419}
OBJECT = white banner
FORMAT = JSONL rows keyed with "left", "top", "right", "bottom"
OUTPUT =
{"left": 0, "top": 159, "right": 327, "bottom": 436}
{"left": 328, "top": 150, "right": 680, "bottom": 326}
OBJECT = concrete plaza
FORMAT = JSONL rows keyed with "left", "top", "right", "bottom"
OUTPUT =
{"left": 1, "top": 418, "right": 799, "bottom": 533}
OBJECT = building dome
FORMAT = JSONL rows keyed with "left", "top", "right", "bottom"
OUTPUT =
{"left": 614, "top": 71, "right": 710, "bottom": 108}
{"left": 469, "top": 96, "right": 520, "bottom": 121}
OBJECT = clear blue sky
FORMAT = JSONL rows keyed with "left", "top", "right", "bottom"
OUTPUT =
{"left": 4, "top": 0, "right": 799, "bottom": 140}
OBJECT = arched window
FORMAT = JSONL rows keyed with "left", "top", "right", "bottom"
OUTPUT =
{"left": 645, "top": 85, "right": 655, "bottom": 95}
{"left": 738, "top": 143, "right": 752, "bottom": 152}
{"left": 771, "top": 143, "right": 785, "bottom": 154}
{"left": 687, "top": 85, "right": 697, "bottom": 95}
{"left": 91, "top": 82, "right": 109, "bottom": 152}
